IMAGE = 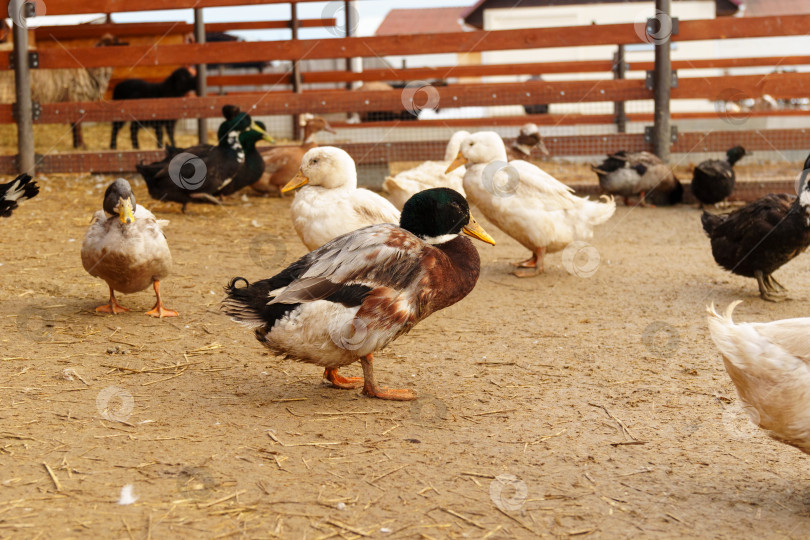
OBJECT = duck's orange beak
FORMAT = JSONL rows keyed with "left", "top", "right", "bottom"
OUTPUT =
{"left": 282, "top": 170, "right": 309, "bottom": 193}
{"left": 446, "top": 152, "right": 467, "bottom": 174}
{"left": 462, "top": 214, "right": 495, "bottom": 245}
{"left": 118, "top": 198, "right": 135, "bottom": 224}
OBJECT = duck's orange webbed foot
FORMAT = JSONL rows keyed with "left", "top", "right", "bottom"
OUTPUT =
{"left": 324, "top": 367, "right": 364, "bottom": 389}
{"left": 96, "top": 302, "right": 130, "bottom": 314}
{"left": 145, "top": 303, "right": 179, "bottom": 318}
{"left": 512, "top": 247, "right": 545, "bottom": 278}
{"left": 96, "top": 287, "right": 130, "bottom": 314}
{"left": 360, "top": 354, "right": 416, "bottom": 401}
{"left": 145, "top": 280, "right": 178, "bottom": 318}
{"left": 511, "top": 254, "right": 538, "bottom": 268}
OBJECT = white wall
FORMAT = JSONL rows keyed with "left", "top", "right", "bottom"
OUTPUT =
{"left": 481, "top": 2, "right": 810, "bottom": 118}
{"left": 481, "top": 1, "right": 715, "bottom": 115}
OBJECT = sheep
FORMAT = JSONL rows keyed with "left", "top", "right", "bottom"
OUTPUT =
{"left": 0, "top": 34, "right": 118, "bottom": 148}
{"left": 109, "top": 67, "right": 197, "bottom": 150}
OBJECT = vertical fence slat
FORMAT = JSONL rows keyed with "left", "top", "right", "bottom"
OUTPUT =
{"left": 291, "top": 2, "right": 302, "bottom": 141}
{"left": 613, "top": 44, "right": 627, "bottom": 134}
{"left": 194, "top": 8, "right": 208, "bottom": 144}
{"left": 652, "top": 0, "right": 672, "bottom": 161}
{"left": 12, "top": 17, "right": 35, "bottom": 174}
{"left": 344, "top": 0, "right": 354, "bottom": 90}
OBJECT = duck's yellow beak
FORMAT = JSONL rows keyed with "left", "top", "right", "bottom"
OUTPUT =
{"left": 119, "top": 198, "right": 135, "bottom": 224}
{"left": 250, "top": 122, "right": 275, "bottom": 144}
{"left": 282, "top": 170, "right": 309, "bottom": 193}
{"left": 462, "top": 214, "right": 495, "bottom": 245}
{"left": 445, "top": 152, "right": 467, "bottom": 174}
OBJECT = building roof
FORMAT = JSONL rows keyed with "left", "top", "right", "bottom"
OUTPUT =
{"left": 462, "top": 0, "right": 740, "bottom": 29}
{"left": 375, "top": 7, "right": 471, "bottom": 35}
{"left": 742, "top": 0, "right": 810, "bottom": 16}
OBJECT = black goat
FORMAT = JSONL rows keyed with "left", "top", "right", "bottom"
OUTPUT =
{"left": 109, "top": 67, "right": 197, "bottom": 150}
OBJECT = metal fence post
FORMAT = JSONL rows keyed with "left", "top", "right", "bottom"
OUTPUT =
{"left": 291, "top": 3, "right": 302, "bottom": 141}
{"left": 652, "top": 0, "right": 672, "bottom": 161}
{"left": 344, "top": 0, "right": 354, "bottom": 90}
{"left": 12, "top": 8, "right": 35, "bottom": 174}
{"left": 194, "top": 8, "right": 207, "bottom": 144}
{"left": 613, "top": 44, "right": 626, "bottom": 134}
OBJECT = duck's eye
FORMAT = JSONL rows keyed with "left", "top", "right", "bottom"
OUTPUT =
{"left": 312, "top": 158, "right": 318, "bottom": 164}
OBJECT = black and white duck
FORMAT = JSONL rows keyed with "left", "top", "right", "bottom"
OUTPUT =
{"left": 221, "top": 188, "right": 496, "bottom": 401}
{"left": 0, "top": 174, "right": 39, "bottom": 217}
{"left": 216, "top": 120, "right": 273, "bottom": 197}
{"left": 691, "top": 146, "right": 746, "bottom": 206}
{"left": 81, "top": 178, "right": 177, "bottom": 317}
{"left": 592, "top": 150, "right": 682, "bottom": 206}
{"left": 135, "top": 107, "right": 271, "bottom": 211}
{"left": 702, "top": 153, "right": 810, "bottom": 302}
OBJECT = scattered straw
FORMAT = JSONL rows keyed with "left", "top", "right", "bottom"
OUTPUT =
{"left": 199, "top": 490, "right": 247, "bottom": 509}
{"left": 42, "top": 462, "right": 61, "bottom": 491}
{"left": 267, "top": 432, "right": 340, "bottom": 447}
{"left": 439, "top": 507, "right": 484, "bottom": 529}
{"left": 325, "top": 519, "right": 371, "bottom": 537}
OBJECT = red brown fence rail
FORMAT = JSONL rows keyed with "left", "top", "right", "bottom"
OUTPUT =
{"left": 4, "top": 5, "right": 810, "bottom": 175}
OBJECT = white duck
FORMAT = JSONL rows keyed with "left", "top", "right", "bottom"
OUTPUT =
{"left": 282, "top": 147, "right": 401, "bottom": 250}
{"left": 382, "top": 130, "right": 469, "bottom": 210}
{"left": 447, "top": 131, "right": 615, "bottom": 277}
{"left": 707, "top": 301, "right": 810, "bottom": 455}
{"left": 81, "top": 178, "right": 177, "bottom": 317}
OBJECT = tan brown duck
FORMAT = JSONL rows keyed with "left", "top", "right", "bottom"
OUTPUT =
{"left": 81, "top": 179, "right": 177, "bottom": 318}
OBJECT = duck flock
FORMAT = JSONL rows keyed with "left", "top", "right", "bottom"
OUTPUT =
{"left": 3, "top": 106, "right": 810, "bottom": 456}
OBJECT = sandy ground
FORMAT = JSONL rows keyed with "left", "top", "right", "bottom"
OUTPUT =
{"left": 2, "top": 172, "right": 810, "bottom": 539}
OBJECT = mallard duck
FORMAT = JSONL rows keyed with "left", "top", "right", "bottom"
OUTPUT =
{"left": 0, "top": 174, "right": 39, "bottom": 217}
{"left": 221, "top": 188, "right": 496, "bottom": 400}
{"left": 691, "top": 146, "right": 746, "bottom": 206}
{"left": 81, "top": 178, "right": 177, "bottom": 317}
{"left": 251, "top": 115, "right": 336, "bottom": 197}
{"left": 505, "top": 123, "right": 550, "bottom": 162}
{"left": 282, "top": 146, "right": 401, "bottom": 250}
{"left": 702, "top": 157, "right": 810, "bottom": 302}
{"left": 447, "top": 131, "right": 615, "bottom": 277}
{"left": 136, "top": 107, "right": 271, "bottom": 212}
{"left": 592, "top": 150, "right": 682, "bottom": 206}
{"left": 382, "top": 130, "right": 470, "bottom": 210}
{"left": 707, "top": 301, "right": 810, "bottom": 454}
{"left": 215, "top": 120, "right": 274, "bottom": 197}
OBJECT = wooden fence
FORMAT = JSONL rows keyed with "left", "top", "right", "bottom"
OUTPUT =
{"left": 5, "top": 0, "right": 810, "bottom": 174}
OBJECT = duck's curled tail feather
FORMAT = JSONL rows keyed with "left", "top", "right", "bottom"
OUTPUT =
{"left": 221, "top": 277, "right": 268, "bottom": 328}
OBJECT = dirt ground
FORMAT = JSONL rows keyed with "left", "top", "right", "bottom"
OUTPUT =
{"left": 3, "top": 170, "right": 810, "bottom": 539}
